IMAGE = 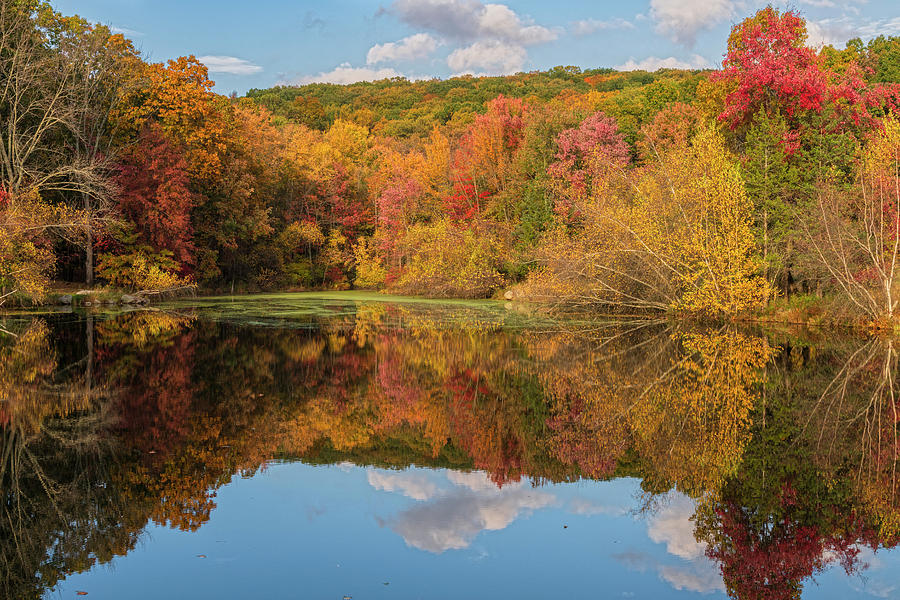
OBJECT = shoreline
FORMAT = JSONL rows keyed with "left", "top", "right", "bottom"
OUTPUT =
{"left": 1, "top": 287, "right": 895, "bottom": 336}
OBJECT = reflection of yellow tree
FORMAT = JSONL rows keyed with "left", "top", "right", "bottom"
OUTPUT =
{"left": 628, "top": 330, "right": 773, "bottom": 496}
{"left": 0, "top": 320, "right": 98, "bottom": 433}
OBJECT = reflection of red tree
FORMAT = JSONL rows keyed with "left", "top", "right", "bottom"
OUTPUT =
{"left": 546, "top": 395, "right": 626, "bottom": 478}
{"left": 446, "top": 369, "right": 524, "bottom": 486}
{"left": 113, "top": 331, "right": 196, "bottom": 459}
{"left": 374, "top": 343, "right": 423, "bottom": 430}
{"left": 707, "top": 486, "right": 874, "bottom": 600}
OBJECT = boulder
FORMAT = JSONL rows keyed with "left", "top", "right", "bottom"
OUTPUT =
{"left": 120, "top": 294, "right": 140, "bottom": 304}
{"left": 74, "top": 290, "right": 93, "bottom": 296}
{"left": 503, "top": 290, "right": 515, "bottom": 301}
{"left": 58, "top": 295, "right": 73, "bottom": 305}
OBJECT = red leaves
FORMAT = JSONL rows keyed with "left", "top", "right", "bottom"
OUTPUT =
{"left": 717, "top": 8, "right": 827, "bottom": 128}
{"left": 116, "top": 124, "right": 197, "bottom": 270}
{"left": 550, "top": 111, "right": 630, "bottom": 187}
{"left": 548, "top": 110, "right": 629, "bottom": 219}
{"left": 377, "top": 177, "right": 422, "bottom": 243}
{"left": 443, "top": 176, "right": 489, "bottom": 223}
{"left": 0, "top": 188, "right": 8, "bottom": 210}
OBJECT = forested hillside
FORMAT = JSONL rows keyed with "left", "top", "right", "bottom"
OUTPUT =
{"left": 4, "top": 1, "right": 900, "bottom": 324}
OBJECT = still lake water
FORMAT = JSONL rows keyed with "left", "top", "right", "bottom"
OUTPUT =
{"left": 3, "top": 292, "right": 900, "bottom": 599}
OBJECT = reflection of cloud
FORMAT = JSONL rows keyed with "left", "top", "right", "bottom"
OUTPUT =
{"left": 617, "top": 492, "right": 725, "bottom": 594}
{"left": 371, "top": 469, "right": 554, "bottom": 553}
{"left": 367, "top": 470, "right": 438, "bottom": 501}
{"left": 613, "top": 551, "right": 655, "bottom": 572}
{"left": 569, "top": 498, "right": 627, "bottom": 516}
{"left": 647, "top": 493, "right": 706, "bottom": 560}
{"left": 847, "top": 546, "right": 896, "bottom": 598}
{"left": 446, "top": 470, "right": 500, "bottom": 492}
{"left": 389, "top": 486, "right": 554, "bottom": 552}
{"left": 659, "top": 562, "right": 725, "bottom": 594}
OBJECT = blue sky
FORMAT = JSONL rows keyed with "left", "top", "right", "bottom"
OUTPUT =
{"left": 53, "top": 1, "right": 900, "bottom": 94}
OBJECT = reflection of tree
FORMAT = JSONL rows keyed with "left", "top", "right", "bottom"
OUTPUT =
{"left": 787, "top": 337, "right": 900, "bottom": 539}
{"left": 629, "top": 330, "right": 773, "bottom": 496}
{"left": 0, "top": 319, "right": 123, "bottom": 600}
{"left": 525, "top": 322, "right": 676, "bottom": 479}
{"left": 692, "top": 334, "right": 900, "bottom": 600}
{"left": 8, "top": 305, "right": 900, "bottom": 600}
{"left": 524, "top": 324, "right": 773, "bottom": 494}
{"left": 698, "top": 489, "right": 871, "bottom": 600}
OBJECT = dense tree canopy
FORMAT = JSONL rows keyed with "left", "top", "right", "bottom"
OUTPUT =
{"left": 2, "top": 3, "right": 900, "bottom": 325}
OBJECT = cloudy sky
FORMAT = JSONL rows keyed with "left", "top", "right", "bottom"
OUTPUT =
{"left": 54, "top": 0, "right": 900, "bottom": 93}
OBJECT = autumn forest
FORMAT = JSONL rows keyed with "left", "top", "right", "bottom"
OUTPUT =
{"left": 2, "top": 1, "right": 900, "bottom": 326}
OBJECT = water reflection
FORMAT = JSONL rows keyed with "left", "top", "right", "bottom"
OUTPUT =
{"left": 1, "top": 300, "right": 899, "bottom": 599}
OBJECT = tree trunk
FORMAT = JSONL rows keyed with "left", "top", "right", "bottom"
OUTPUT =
{"left": 84, "top": 193, "right": 93, "bottom": 286}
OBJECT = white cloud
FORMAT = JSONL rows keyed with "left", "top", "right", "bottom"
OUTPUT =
{"left": 571, "top": 18, "right": 635, "bottom": 37}
{"left": 447, "top": 40, "right": 526, "bottom": 75}
{"left": 367, "top": 33, "right": 439, "bottom": 64}
{"left": 367, "top": 469, "right": 438, "bottom": 501}
{"left": 856, "top": 17, "right": 900, "bottom": 40}
{"left": 198, "top": 55, "right": 263, "bottom": 75}
{"left": 616, "top": 54, "right": 710, "bottom": 72}
{"left": 807, "top": 16, "right": 900, "bottom": 49}
{"left": 289, "top": 62, "right": 405, "bottom": 85}
{"left": 390, "top": 0, "right": 556, "bottom": 45}
{"left": 806, "top": 18, "right": 859, "bottom": 48}
{"left": 110, "top": 25, "right": 143, "bottom": 37}
{"left": 389, "top": 1, "right": 557, "bottom": 77}
{"left": 649, "top": 0, "right": 739, "bottom": 47}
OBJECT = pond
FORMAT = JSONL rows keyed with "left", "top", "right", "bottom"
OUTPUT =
{"left": 2, "top": 292, "right": 899, "bottom": 599}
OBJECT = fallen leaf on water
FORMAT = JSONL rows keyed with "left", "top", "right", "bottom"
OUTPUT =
{"left": 76, "top": 592, "right": 88, "bottom": 596}
{"left": 197, "top": 554, "right": 206, "bottom": 558}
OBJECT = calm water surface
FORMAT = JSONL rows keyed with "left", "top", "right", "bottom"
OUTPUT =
{"left": 2, "top": 292, "right": 900, "bottom": 599}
